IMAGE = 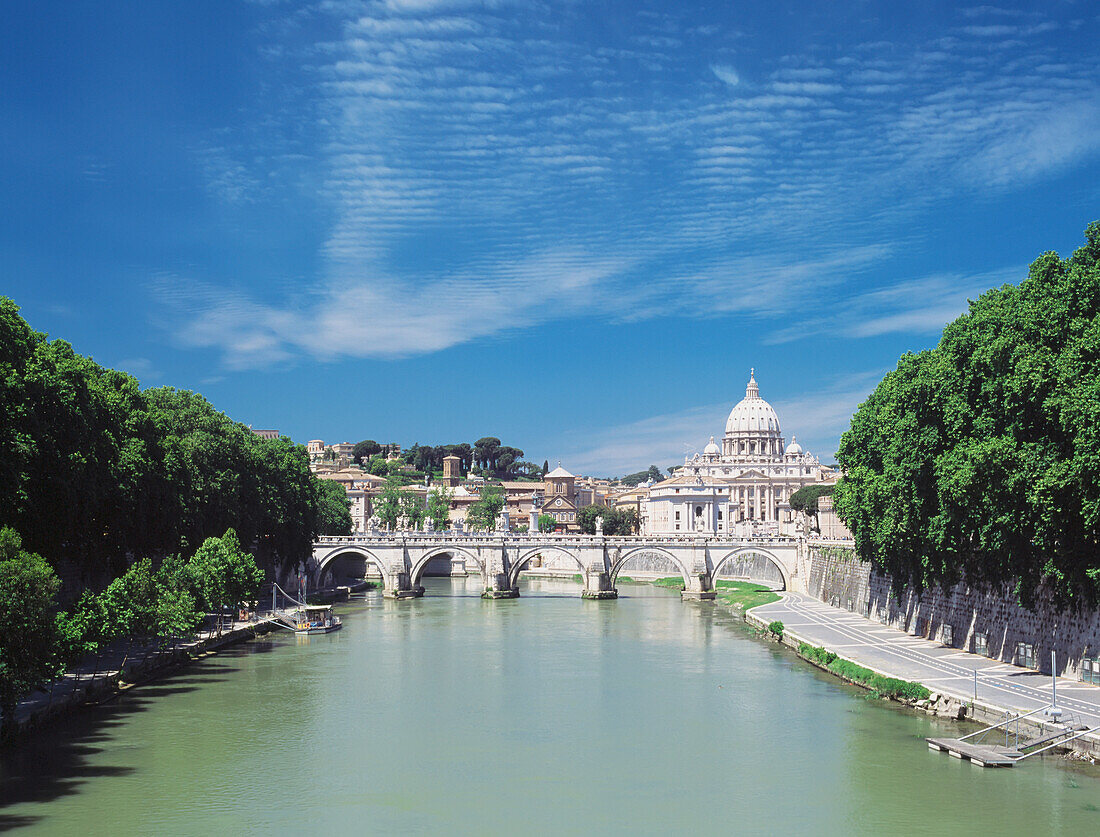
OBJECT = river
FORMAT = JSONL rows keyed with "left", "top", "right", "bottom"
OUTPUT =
{"left": 2, "top": 577, "right": 1099, "bottom": 835}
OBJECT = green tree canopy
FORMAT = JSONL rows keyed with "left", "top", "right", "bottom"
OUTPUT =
{"left": 577, "top": 506, "right": 639, "bottom": 535}
{"left": 465, "top": 485, "right": 505, "bottom": 531}
{"left": 0, "top": 527, "right": 62, "bottom": 732}
{"left": 0, "top": 298, "right": 333, "bottom": 585}
{"left": 315, "top": 479, "right": 353, "bottom": 536}
{"left": 620, "top": 466, "right": 664, "bottom": 486}
{"left": 353, "top": 440, "right": 381, "bottom": 464}
{"left": 789, "top": 484, "right": 834, "bottom": 514}
{"left": 426, "top": 488, "right": 452, "bottom": 531}
{"left": 834, "top": 222, "right": 1100, "bottom": 608}
{"left": 187, "top": 530, "right": 265, "bottom": 620}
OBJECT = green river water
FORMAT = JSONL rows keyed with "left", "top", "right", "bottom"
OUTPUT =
{"left": 2, "top": 576, "right": 1099, "bottom": 835}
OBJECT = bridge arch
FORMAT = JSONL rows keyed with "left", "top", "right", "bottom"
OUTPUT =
{"left": 509, "top": 546, "right": 586, "bottom": 589}
{"left": 316, "top": 546, "right": 391, "bottom": 590}
{"left": 610, "top": 547, "right": 690, "bottom": 588}
{"left": 710, "top": 547, "right": 789, "bottom": 591}
{"left": 410, "top": 545, "right": 485, "bottom": 586}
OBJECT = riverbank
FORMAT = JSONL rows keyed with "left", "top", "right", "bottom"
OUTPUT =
{"left": 748, "top": 592, "right": 1100, "bottom": 762}
{"left": 5, "top": 617, "right": 280, "bottom": 744}
{"left": 624, "top": 575, "right": 1100, "bottom": 762}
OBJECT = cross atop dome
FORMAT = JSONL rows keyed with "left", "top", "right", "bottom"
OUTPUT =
{"left": 746, "top": 368, "right": 759, "bottom": 399}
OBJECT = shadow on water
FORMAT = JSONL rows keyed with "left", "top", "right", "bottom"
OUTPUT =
{"left": 0, "top": 643, "right": 262, "bottom": 830}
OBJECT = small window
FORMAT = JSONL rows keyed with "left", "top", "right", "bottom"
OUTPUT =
{"left": 1015, "top": 642, "right": 1037, "bottom": 669}
{"left": 675, "top": 524, "right": 680, "bottom": 531}
{"left": 973, "top": 632, "right": 989, "bottom": 656}
{"left": 675, "top": 510, "right": 681, "bottom": 520}
{"left": 1083, "top": 657, "right": 1100, "bottom": 686}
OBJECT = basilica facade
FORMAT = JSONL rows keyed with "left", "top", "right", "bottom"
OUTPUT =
{"left": 642, "top": 371, "right": 833, "bottom": 536}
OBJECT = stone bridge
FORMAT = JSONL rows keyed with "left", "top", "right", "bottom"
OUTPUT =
{"left": 308, "top": 533, "right": 808, "bottom": 600}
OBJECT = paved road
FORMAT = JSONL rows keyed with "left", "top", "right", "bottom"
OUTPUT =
{"left": 752, "top": 592, "right": 1100, "bottom": 732}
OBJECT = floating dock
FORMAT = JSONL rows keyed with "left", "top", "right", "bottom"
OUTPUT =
{"left": 926, "top": 704, "right": 1099, "bottom": 768}
{"left": 926, "top": 738, "right": 1021, "bottom": 767}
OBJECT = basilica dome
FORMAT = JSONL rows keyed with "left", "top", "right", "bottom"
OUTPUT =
{"left": 724, "top": 371, "right": 781, "bottom": 435}
{"left": 703, "top": 436, "right": 720, "bottom": 455}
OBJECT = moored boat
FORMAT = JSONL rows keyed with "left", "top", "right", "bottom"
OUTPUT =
{"left": 293, "top": 604, "right": 342, "bottom": 635}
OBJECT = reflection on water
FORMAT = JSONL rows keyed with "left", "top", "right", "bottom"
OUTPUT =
{"left": 2, "top": 576, "right": 1099, "bottom": 835}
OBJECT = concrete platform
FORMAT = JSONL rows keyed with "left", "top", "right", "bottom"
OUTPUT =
{"left": 926, "top": 738, "right": 1021, "bottom": 767}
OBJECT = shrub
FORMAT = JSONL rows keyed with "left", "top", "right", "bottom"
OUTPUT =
{"left": 767, "top": 620, "right": 784, "bottom": 640}
{"left": 797, "top": 642, "right": 929, "bottom": 701}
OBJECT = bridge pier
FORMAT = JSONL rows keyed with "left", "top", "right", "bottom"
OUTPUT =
{"left": 681, "top": 572, "right": 716, "bottom": 601}
{"left": 581, "top": 570, "right": 617, "bottom": 599}
{"left": 483, "top": 542, "right": 520, "bottom": 599}
{"left": 384, "top": 571, "right": 424, "bottom": 599}
{"left": 481, "top": 568, "right": 519, "bottom": 599}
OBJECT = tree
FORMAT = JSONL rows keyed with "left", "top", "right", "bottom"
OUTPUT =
{"left": 453, "top": 443, "right": 473, "bottom": 473}
{"left": 316, "top": 480, "right": 353, "bottom": 536}
{"left": 187, "top": 530, "right": 264, "bottom": 629}
{"left": 495, "top": 446, "right": 524, "bottom": 477}
{"left": 373, "top": 483, "right": 403, "bottom": 530}
{"left": 399, "top": 491, "right": 427, "bottom": 529}
{"left": 366, "top": 455, "right": 389, "bottom": 476}
{"left": 789, "top": 484, "right": 833, "bottom": 515}
{"left": 577, "top": 506, "right": 639, "bottom": 535}
{"left": 353, "top": 440, "right": 381, "bottom": 464}
{"left": 542, "top": 460, "right": 549, "bottom": 476}
{"left": 834, "top": 222, "right": 1100, "bottom": 608}
{"left": 614, "top": 508, "right": 640, "bottom": 535}
{"left": 620, "top": 465, "right": 664, "bottom": 486}
{"left": 473, "top": 437, "right": 501, "bottom": 472}
{"left": 426, "top": 488, "right": 453, "bottom": 531}
{"left": 0, "top": 527, "right": 61, "bottom": 733}
{"left": 511, "top": 461, "right": 542, "bottom": 480}
{"left": 466, "top": 485, "right": 505, "bottom": 531}
{"left": 538, "top": 514, "right": 557, "bottom": 533}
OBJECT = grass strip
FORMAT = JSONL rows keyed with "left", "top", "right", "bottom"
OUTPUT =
{"left": 797, "top": 642, "right": 930, "bottom": 701}
{"left": 715, "top": 581, "right": 781, "bottom": 610}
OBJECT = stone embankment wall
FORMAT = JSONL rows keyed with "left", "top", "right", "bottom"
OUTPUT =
{"left": 806, "top": 541, "right": 1100, "bottom": 680}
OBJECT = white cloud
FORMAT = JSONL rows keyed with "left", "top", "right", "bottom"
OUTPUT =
{"left": 969, "top": 100, "right": 1100, "bottom": 186}
{"left": 162, "top": 249, "right": 636, "bottom": 368}
{"left": 766, "top": 266, "right": 1026, "bottom": 344}
{"left": 170, "top": 0, "right": 1099, "bottom": 372}
{"left": 711, "top": 64, "right": 740, "bottom": 86}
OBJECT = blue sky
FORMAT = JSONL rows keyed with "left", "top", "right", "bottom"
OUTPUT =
{"left": 3, "top": 1, "right": 1099, "bottom": 476}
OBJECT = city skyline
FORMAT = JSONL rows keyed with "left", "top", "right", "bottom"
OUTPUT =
{"left": 4, "top": 1, "right": 1099, "bottom": 473}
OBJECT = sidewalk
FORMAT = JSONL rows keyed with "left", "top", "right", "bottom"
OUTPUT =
{"left": 750, "top": 592, "right": 1100, "bottom": 736}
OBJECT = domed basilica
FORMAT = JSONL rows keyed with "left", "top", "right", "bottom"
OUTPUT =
{"left": 642, "top": 371, "right": 833, "bottom": 536}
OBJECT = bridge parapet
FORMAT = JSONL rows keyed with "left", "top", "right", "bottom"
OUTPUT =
{"left": 310, "top": 533, "right": 805, "bottom": 600}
